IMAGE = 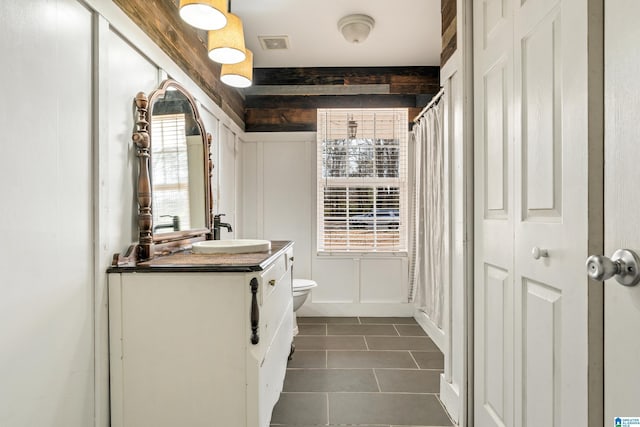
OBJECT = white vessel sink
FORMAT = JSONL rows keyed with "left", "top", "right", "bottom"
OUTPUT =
{"left": 192, "top": 239, "right": 272, "bottom": 254}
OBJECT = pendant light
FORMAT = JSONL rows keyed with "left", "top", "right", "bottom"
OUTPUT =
{"left": 179, "top": 0, "right": 228, "bottom": 31}
{"left": 221, "top": 49, "right": 253, "bottom": 88}
{"left": 208, "top": 12, "right": 246, "bottom": 64}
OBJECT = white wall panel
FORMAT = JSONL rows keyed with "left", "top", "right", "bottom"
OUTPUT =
{"left": 0, "top": 1, "right": 93, "bottom": 425}
{"left": 311, "top": 258, "right": 358, "bottom": 303}
{"left": 262, "top": 141, "right": 312, "bottom": 279}
{"left": 99, "top": 23, "right": 162, "bottom": 427}
{"left": 240, "top": 134, "right": 314, "bottom": 279}
{"left": 107, "top": 29, "right": 159, "bottom": 252}
{"left": 308, "top": 256, "right": 413, "bottom": 316}
{"left": 360, "top": 258, "right": 408, "bottom": 303}
{"left": 218, "top": 124, "right": 237, "bottom": 238}
{"left": 240, "top": 142, "right": 259, "bottom": 238}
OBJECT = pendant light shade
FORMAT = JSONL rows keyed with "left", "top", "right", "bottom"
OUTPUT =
{"left": 208, "top": 12, "right": 246, "bottom": 64}
{"left": 179, "top": 0, "right": 228, "bottom": 30}
{"left": 221, "top": 49, "right": 253, "bottom": 88}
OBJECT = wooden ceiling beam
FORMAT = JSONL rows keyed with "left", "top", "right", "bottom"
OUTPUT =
{"left": 253, "top": 66, "right": 440, "bottom": 88}
{"left": 245, "top": 94, "right": 424, "bottom": 109}
{"left": 245, "top": 67, "right": 440, "bottom": 132}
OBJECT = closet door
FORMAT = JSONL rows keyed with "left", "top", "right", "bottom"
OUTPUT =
{"left": 474, "top": 0, "right": 600, "bottom": 424}
{"left": 512, "top": 0, "right": 598, "bottom": 424}
{"left": 473, "top": 0, "right": 515, "bottom": 425}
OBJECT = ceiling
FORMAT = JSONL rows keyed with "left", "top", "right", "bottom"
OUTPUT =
{"left": 230, "top": 0, "right": 442, "bottom": 68}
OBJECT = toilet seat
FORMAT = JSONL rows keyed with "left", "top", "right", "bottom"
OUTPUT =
{"left": 293, "top": 279, "right": 318, "bottom": 292}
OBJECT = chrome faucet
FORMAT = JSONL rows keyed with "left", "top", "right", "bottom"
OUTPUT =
{"left": 213, "top": 214, "right": 233, "bottom": 240}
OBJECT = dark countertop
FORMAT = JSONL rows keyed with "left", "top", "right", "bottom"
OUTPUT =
{"left": 107, "top": 240, "right": 293, "bottom": 273}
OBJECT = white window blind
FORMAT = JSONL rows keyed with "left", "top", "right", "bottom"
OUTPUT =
{"left": 151, "top": 113, "right": 191, "bottom": 233}
{"left": 317, "top": 108, "right": 408, "bottom": 252}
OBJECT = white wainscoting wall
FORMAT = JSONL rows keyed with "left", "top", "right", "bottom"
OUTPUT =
{"left": 241, "top": 133, "right": 314, "bottom": 280}
{"left": 217, "top": 123, "right": 240, "bottom": 238}
{"left": 0, "top": 1, "right": 94, "bottom": 425}
{"left": 241, "top": 132, "right": 413, "bottom": 317}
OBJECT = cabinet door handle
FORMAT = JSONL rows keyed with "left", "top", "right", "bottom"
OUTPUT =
{"left": 269, "top": 279, "right": 276, "bottom": 287}
{"left": 249, "top": 278, "right": 259, "bottom": 344}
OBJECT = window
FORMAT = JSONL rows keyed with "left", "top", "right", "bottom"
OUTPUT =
{"left": 151, "top": 113, "right": 191, "bottom": 233}
{"left": 317, "top": 108, "right": 408, "bottom": 252}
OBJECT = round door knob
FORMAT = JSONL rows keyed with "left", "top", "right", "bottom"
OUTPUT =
{"left": 532, "top": 246, "right": 549, "bottom": 260}
{"left": 585, "top": 249, "right": 640, "bottom": 287}
{"left": 586, "top": 255, "right": 619, "bottom": 281}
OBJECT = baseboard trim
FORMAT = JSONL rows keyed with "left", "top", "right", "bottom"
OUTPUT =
{"left": 440, "top": 373, "right": 461, "bottom": 425}
{"left": 297, "top": 302, "right": 414, "bottom": 317}
{"left": 414, "top": 308, "right": 446, "bottom": 352}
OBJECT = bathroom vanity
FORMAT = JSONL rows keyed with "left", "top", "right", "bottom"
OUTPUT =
{"left": 108, "top": 241, "right": 294, "bottom": 427}
{"left": 108, "top": 80, "right": 293, "bottom": 427}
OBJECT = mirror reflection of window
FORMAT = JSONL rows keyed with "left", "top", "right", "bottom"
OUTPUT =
{"left": 151, "top": 113, "right": 191, "bottom": 233}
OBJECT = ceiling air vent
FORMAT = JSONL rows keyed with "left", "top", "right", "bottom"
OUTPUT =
{"left": 258, "top": 35, "right": 290, "bottom": 50}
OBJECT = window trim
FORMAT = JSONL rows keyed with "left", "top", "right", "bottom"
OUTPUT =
{"left": 316, "top": 108, "right": 409, "bottom": 253}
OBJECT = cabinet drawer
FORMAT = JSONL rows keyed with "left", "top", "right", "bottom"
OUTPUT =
{"left": 259, "top": 267, "right": 292, "bottom": 352}
{"left": 260, "top": 252, "right": 289, "bottom": 304}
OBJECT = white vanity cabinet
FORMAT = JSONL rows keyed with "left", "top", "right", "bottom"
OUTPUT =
{"left": 108, "top": 242, "right": 294, "bottom": 427}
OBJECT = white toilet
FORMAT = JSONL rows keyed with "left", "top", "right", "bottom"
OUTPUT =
{"left": 292, "top": 279, "right": 318, "bottom": 335}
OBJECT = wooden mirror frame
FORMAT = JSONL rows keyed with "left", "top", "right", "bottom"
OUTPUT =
{"left": 114, "top": 79, "right": 214, "bottom": 265}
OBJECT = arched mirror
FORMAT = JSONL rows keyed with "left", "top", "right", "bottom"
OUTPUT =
{"left": 130, "top": 80, "right": 213, "bottom": 261}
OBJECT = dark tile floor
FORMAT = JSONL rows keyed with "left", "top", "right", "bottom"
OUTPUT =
{"left": 270, "top": 317, "right": 453, "bottom": 427}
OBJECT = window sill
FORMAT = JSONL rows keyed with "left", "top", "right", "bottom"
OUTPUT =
{"left": 316, "top": 250, "right": 409, "bottom": 258}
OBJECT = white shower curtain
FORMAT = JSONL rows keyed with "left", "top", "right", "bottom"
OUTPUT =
{"left": 408, "top": 102, "right": 444, "bottom": 329}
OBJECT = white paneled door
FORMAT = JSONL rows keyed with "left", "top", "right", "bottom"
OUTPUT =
{"left": 604, "top": 0, "right": 640, "bottom": 423}
{"left": 474, "top": 0, "right": 600, "bottom": 425}
{"left": 473, "top": 0, "right": 514, "bottom": 423}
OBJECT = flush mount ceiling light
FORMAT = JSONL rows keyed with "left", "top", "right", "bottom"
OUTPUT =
{"left": 179, "top": 0, "right": 227, "bottom": 31}
{"left": 338, "top": 14, "right": 375, "bottom": 44}
{"left": 221, "top": 49, "right": 253, "bottom": 88}
{"left": 208, "top": 12, "right": 246, "bottom": 64}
